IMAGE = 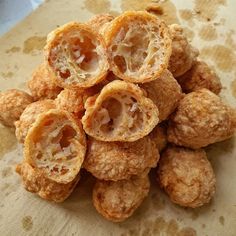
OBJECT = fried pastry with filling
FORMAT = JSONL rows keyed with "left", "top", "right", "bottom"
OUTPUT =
{"left": 0, "top": 89, "right": 33, "bottom": 127}
{"left": 15, "top": 99, "right": 56, "bottom": 143}
{"left": 93, "top": 174, "right": 150, "bottom": 222}
{"left": 103, "top": 11, "right": 172, "bottom": 83}
{"left": 157, "top": 146, "right": 216, "bottom": 208}
{"left": 84, "top": 136, "right": 159, "bottom": 181}
{"left": 16, "top": 162, "right": 79, "bottom": 202}
{"left": 45, "top": 22, "right": 109, "bottom": 89}
{"left": 82, "top": 80, "right": 159, "bottom": 142}
{"left": 168, "top": 89, "right": 236, "bottom": 149}
{"left": 140, "top": 70, "right": 182, "bottom": 122}
{"left": 24, "top": 109, "right": 86, "bottom": 184}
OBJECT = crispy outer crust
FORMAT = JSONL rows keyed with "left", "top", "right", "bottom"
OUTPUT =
{"left": 45, "top": 22, "right": 109, "bottom": 89}
{"left": 16, "top": 162, "right": 79, "bottom": 203}
{"left": 104, "top": 11, "right": 172, "bottom": 83}
{"left": 28, "top": 63, "right": 62, "bottom": 100}
{"left": 24, "top": 109, "right": 86, "bottom": 184}
{"left": 140, "top": 70, "right": 183, "bottom": 122}
{"left": 167, "top": 89, "right": 236, "bottom": 149}
{"left": 84, "top": 136, "right": 159, "bottom": 181}
{"left": 93, "top": 175, "right": 150, "bottom": 222}
{"left": 15, "top": 100, "right": 56, "bottom": 143}
{"left": 82, "top": 80, "right": 159, "bottom": 142}
{"left": 177, "top": 61, "right": 222, "bottom": 94}
{"left": 157, "top": 146, "right": 216, "bottom": 208}
{"left": 168, "top": 24, "right": 199, "bottom": 77}
{"left": 0, "top": 89, "right": 33, "bottom": 127}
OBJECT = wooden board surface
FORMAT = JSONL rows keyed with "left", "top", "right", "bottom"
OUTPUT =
{"left": 0, "top": 0, "right": 236, "bottom": 235}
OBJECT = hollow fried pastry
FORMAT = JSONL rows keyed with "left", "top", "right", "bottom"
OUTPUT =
{"left": 15, "top": 100, "right": 56, "bottom": 143}
{"left": 16, "top": 162, "right": 79, "bottom": 202}
{"left": 28, "top": 63, "right": 62, "bottom": 100}
{"left": 104, "top": 11, "right": 172, "bottom": 83}
{"left": 0, "top": 89, "right": 33, "bottom": 127}
{"left": 82, "top": 80, "right": 159, "bottom": 142}
{"left": 140, "top": 70, "right": 182, "bottom": 122}
{"left": 168, "top": 89, "right": 236, "bottom": 149}
{"left": 168, "top": 24, "right": 199, "bottom": 77}
{"left": 24, "top": 109, "right": 86, "bottom": 184}
{"left": 84, "top": 136, "right": 159, "bottom": 181}
{"left": 93, "top": 174, "right": 150, "bottom": 222}
{"left": 45, "top": 22, "right": 109, "bottom": 89}
{"left": 149, "top": 123, "right": 167, "bottom": 152}
{"left": 177, "top": 61, "right": 222, "bottom": 94}
{"left": 157, "top": 146, "right": 216, "bottom": 208}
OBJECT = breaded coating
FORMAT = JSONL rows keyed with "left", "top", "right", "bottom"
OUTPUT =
{"left": 16, "top": 162, "right": 79, "bottom": 203}
{"left": 104, "top": 11, "right": 172, "bottom": 83}
{"left": 149, "top": 123, "right": 167, "bottom": 152}
{"left": 157, "top": 146, "right": 216, "bottom": 208}
{"left": 82, "top": 80, "right": 159, "bottom": 142}
{"left": 45, "top": 22, "right": 109, "bottom": 89}
{"left": 84, "top": 136, "right": 159, "bottom": 181}
{"left": 140, "top": 70, "right": 183, "bottom": 122}
{"left": 87, "top": 14, "right": 114, "bottom": 35}
{"left": 15, "top": 100, "right": 55, "bottom": 143}
{"left": 177, "top": 61, "right": 222, "bottom": 94}
{"left": 24, "top": 109, "right": 87, "bottom": 184}
{"left": 93, "top": 175, "right": 150, "bottom": 222}
{"left": 0, "top": 89, "right": 33, "bottom": 127}
{"left": 168, "top": 24, "right": 199, "bottom": 77}
{"left": 168, "top": 89, "right": 236, "bottom": 149}
{"left": 28, "top": 63, "right": 62, "bottom": 100}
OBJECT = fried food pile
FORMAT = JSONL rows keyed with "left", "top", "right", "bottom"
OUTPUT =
{"left": 0, "top": 11, "right": 235, "bottom": 222}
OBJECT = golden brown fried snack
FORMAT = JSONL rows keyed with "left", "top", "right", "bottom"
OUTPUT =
{"left": 177, "top": 61, "right": 222, "bottom": 94}
{"left": 87, "top": 14, "right": 114, "bottom": 35}
{"left": 28, "top": 63, "right": 62, "bottom": 100}
{"left": 84, "top": 136, "right": 159, "bottom": 181}
{"left": 104, "top": 11, "right": 172, "bottom": 83}
{"left": 16, "top": 162, "right": 79, "bottom": 203}
{"left": 168, "top": 89, "right": 236, "bottom": 149}
{"left": 93, "top": 174, "right": 150, "bottom": 222}
{"left": 82, "top": 80, "right": 159, "bottom": 142}
{"left": 140, "top": 70, "right": 183, "bottom": 122}
{"left": 149, "top": 123, "right": 167, "bottom": 152}
{"left": 24, "top": 109, "right": 86, "bottom": 184}
{"left": 15, "top": 100, "right": 56, "bottom": 143}
{"left": 157, "top": 146, "right": 216, "bottom": 208}
{"left": 0, "top": 89, "right": 33, "bottom": 127}
{"left": 168, "top": 24, "right": 199, "bottom": 77}
{"left": 45, "top": 22, "right": 109, "bottom": 89}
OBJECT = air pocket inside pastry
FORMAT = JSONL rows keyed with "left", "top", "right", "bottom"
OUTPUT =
{"left": 104, "top": 11, "right": 172, "bottom": 83}
{"left": 45, "top": 22, "right": 109, "bottom": 89}
{"left": 24, "top": 109, "right": 86, "bottom": 184}
{"left": 82, "top": 80, "right": 159, "bottom": 142}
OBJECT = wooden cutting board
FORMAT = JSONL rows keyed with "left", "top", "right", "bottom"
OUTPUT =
{"left": 0, "top": 0, "right": 236, "bottom": 235}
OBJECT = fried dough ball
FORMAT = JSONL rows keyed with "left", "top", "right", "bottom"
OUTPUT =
{"left": 0, "top": 89, "right": 33, "bottom": 127}
{"left": 15, "top": 100, "right": 55, "bottom": 143}
{"left": 168, "top": 89, "right": 236, "bottom": 149}
{"left": 177, "top": 61, "right": 222, "bottom": 94}
{"left": 93, "top": 174, "right": 150, "bottom": 222}
{"left": 84, "top": 136, "right": 159, "bottom": 181}
{"left": 140, "top": 70, "right": 183, "bottom": 122}
{"left": 28, "top": 63, "right": 62, "bottom": 100}
{"left": 149, "top": 123, "right": 167, "bottom": 152}
{"left": 157, "top": 146, "right": 216, "bottom": 208}
{"left": 168, "top": 24, "right": 199, "bottom": 77}
{"left": 16, "top": 162, "right": 79, "bottom": 203}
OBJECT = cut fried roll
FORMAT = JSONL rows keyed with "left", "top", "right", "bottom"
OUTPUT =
{"left": 24, "top": 109, "right": 86, "bottom": 184}
{"left": 82, "top": 80, "right": 159, "bottom": 142}
{"left": 45, "top": 22, "right": 109, "bottom": 89}
{"left": 104, "top": 11, "right": 172, "bottom": 83}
